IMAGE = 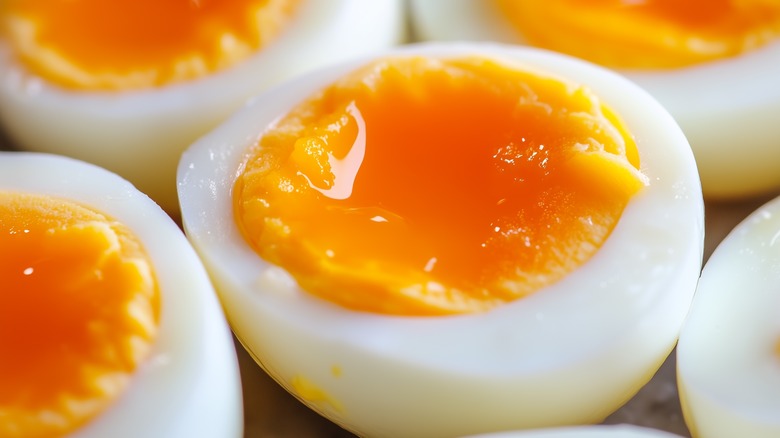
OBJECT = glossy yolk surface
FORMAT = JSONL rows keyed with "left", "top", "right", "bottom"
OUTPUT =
{"left": 0, "top": 0, "right": 299, "bottom": 90}
{"left": 497, "top": 0, "right": 780, "bottom": 68}
{"left": 234, "top": 56, "right": 647, "bottom": 316}
{"left": 0, "top": 193, "right": 160, "bottom": 438}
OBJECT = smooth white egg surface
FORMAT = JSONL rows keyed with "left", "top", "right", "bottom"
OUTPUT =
{"left": 0, "top": 0, "right": 406, "bottom": 215}
{"left": 177, "top": 43, "right": 703, "bottom": 437}
{"left": 408, "top": 0, "right": 780, "bottom": 199}
{"left": 677, "top": 195, "right": 780, "bottom": 438}
{"left": 0, "top": 152, "right": 242, "bottom": 437}
{"left": 469, "top": 424, "right": 683, "bottom": 437}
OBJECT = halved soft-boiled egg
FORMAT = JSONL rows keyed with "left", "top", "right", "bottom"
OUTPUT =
{"left": 409, "top": 0, "right": 780, "bottom": 199}
{"left": 0, "top": 0, "right": 406, "bottom": 215}
{"left": 0, "top": 152, "right": 242, "bottom": 437}
{"left": 177, "top": 43, "right": 703, "bottom": 437}
{"left": 677, "top": 195, "right": 780, "bottom": 438}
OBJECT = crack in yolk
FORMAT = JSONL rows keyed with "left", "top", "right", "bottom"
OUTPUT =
{"left": 0, "top": 193, "right": 160, "bottom": 438}
{"left": 0, "top": 0, "right": 300, "bottom": 90}
{"left": 233, "top": 56, "right": 648, "bottom": 316}
{"left": 496, "top": 0, "right": 780, "bottom": 68}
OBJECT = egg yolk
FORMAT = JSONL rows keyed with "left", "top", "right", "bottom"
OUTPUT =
{"left": 0, "top": 0, "right": 299, "bottom": 90}
{"left": 0, "top": 193, "right": 160, "bottom": 438}
{"left": 496, "top": 0, "right": 780, "bottom": 68}
{"left": 234, "top": 56, "right": 647, "bottom": 316}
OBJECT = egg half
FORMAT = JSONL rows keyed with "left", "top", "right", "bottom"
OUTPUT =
{"left": 0, "top": 0, "right": 406, "bottom": 215}
{"left": 677, "top": 194, "right": 780, "bottom": 437}
{"left": 408, "top": 0, "right": 780, "bottom": 199}
{"left": 0, "top": 152, "right": 242, "bottom": 437}
{"left": 177, "top": 43, "right": 703, "bottom": 437}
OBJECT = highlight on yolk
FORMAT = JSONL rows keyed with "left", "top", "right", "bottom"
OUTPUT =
{"left": 233, "top": 56, "right": 647, "bottom": 316}
{"left": 0, "top": 192, "right": 160, "bottom": 438}
{"left": 0, "top": 0, "right": 300, "bottom": 90}
{"left": 496, "top": 0, "right": 780, "bottom": 68}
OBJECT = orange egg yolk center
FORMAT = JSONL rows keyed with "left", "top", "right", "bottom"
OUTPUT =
{"left": 234, "top": 56, "right": 647, "bottom": 316}
{"left": 0, "top": 193, "right": 160, "bottom": 438}
{"left": 0, "top": 0, "right": 299, "bottom": 90}
{"left": 496, "top": 0, "right": 780, "bottom": 68}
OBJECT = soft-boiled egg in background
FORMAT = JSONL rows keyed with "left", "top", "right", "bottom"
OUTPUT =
{"left": 408, "top": 0, "right": 780, "bottom": 199}
{"left": 0, "top": 0, "right": 406, "bottom": 215}
{"left": 677, "top": 194, "right": 780, "bottom": 438}
{"left": 0, "top": 152, "right": 242, "bottom": 437}
{"left": 178, "top": 43, "right": 703, "bottom": 437}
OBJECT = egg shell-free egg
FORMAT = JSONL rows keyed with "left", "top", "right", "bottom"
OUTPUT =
{"left": 408, "top": 0, "right": 780, "bottom": 199}
{"left": 678, "top": 194, "right": 780, "bottom": 438}
{"left": 0, "top": 0, "right": 406, "bottom": 215}
{"left": 0, "top": 152, "right": 242, "bottom": 437}
{"left": 177, "top": 43, "right": 704, "bottom": 437}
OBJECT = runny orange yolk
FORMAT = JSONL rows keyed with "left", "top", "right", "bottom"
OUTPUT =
{"left": 496, "top": 0, "right": 780, "bottom": 68}
{"left": 233, "top": 56, "right": 647, "bottom": 316}
{"left": 0, "top": 193, "right": 160, "bottom": 438}
{"left": 0, "top": 0, "right": 299, "bottom": 90}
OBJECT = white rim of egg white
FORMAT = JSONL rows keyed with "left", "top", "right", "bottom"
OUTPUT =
{"left": 177, "top": 42, "right": 704, "bottom": 437}
{"left": 409, "top": 0, "right": 780, "bottom": 199}
{"left": 467, "top": 424, "right": 684, "bottom": 438}
{"left": 0, "top": 0, "right": 406, "bottom": 214}
{"left": 0, "top": 152, "right": 242, "bottom": 438}
{"left": 678, "top": 195, "right": 780, "bottom": 438}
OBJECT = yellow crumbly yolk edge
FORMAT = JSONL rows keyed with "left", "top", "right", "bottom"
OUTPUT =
{"left": 0, "top": 0, "right": 300, "bottom": 90}
{"left": 0, "top": 192, "right": 160, "bottom": 438}
{"left": 496, "top": 0, "right": 780, "bottom": 68}
{"left": 233, "top": 56, "right": 648, "bottom": 316}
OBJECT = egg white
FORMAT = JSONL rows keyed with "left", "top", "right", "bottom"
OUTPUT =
{"left": 177, "top": 43, "right": 703, "bottom": 437}
{"left": 469, "top": 424, "right": 684, "bottom": 438}
{"left": 0, "top": 0, "right": 406, "bottom": 215}
{"left": 409, "top": 0, "right": 780, "bottom": 199}
{"left": 0, "top": 152, "right": 242, "bottom": 438}
{"left": 677, "top": 195, "right": 780, "bottom": 438}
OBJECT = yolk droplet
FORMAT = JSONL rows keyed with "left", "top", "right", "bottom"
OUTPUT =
{"left": 0, "top": 0, "right": 300, "bottom": 90}
{"left": 0, "top": 192, "right": 160, "bottom": 438}
{"left": 291, "top": 375, "right": 344, "bottom": 413}
{"left": 233, "top": 56, "right": 647, "bottom": 316}
{"left": 775, "top": 338, "right": 780, "bottom": 357}
{"left": 496, "top": 0, "right": 780, "bottom": 68}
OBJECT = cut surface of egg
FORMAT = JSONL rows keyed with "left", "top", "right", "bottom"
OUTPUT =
{"left": 0, "top": 0, "right": 406, "bottom": 214}
{"left": 409, "top": 0, "right": 780, "bottom": 199}
{"left": 1, "top": 0, "right": 299, "bottom": 90}
{"left": 178, "top": 43, "right": 703, "bottom": 437}
{"left": 0, "top": 152, "right": 242, "bottom": 437}
{"left": 677, "top": 195, "right": 780, "bottom": 438}
{"left": 496, "top": 0, "right": 780, "bottom": 69}
{"left": 0, "top": 192, "right": 160, "bottom": 437}
{"left": 468, "top": 424, "right": 684, "bottom": 437}
{"left": 233, "top": 55, "right": 647, "bottom": 316}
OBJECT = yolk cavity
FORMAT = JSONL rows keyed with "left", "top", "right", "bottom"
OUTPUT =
{"left": 233, "top": 56, "right": 647, "bottom": 316}
{"left": 496, "top": 0, "right": 780, "bottom": 68}
{"left": 0, "top": 0, "right": 299, "bottom": 90}
{"left": 0, "top": 192, "right": 160, "bottom": 438}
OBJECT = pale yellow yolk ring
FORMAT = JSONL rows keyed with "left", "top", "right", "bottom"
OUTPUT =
{"left": 496, "top": 0, "right": 780, "bottom": 68}
{"left": 233, "top": 56, "right": 647, "bottom": 316}
{"left": 0, "top": 0, "right": 300, "bottom": 90}
{"left": 0, "top": 192, "right": 160, "bottom": 438}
